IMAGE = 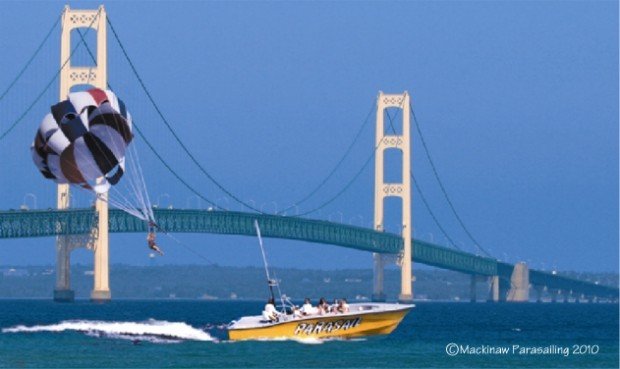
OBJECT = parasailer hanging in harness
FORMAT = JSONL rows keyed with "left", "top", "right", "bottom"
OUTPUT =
{"left": 147, "top": 221, "right": 164, "bottom": 256}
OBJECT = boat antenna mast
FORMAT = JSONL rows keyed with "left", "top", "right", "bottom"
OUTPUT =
{"left": 254, "top": 220, "right": 278, "bottom": 303}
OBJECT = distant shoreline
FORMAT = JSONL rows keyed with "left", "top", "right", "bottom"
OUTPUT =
{"left": 1, "top": 265, "right": 617, "bottom": 301}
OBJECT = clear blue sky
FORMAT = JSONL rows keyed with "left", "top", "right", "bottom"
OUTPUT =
{"left": 0, "top": 1, "right": 617, "bottom": 272}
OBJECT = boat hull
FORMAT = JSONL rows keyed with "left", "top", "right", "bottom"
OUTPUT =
{"left": 228, "top": 303, "right": 412, "bottom": 341}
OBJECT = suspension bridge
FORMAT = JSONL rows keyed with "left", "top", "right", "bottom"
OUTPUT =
{"left": 0, "top": 6, "right": 617, "bottom": 303}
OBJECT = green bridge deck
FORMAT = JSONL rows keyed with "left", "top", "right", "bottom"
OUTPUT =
{"left": 0, "top": 208, "right": 617, "bottom": 298}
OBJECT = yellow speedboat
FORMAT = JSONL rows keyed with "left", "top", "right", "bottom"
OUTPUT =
{"left": 228, "top": 303, "right": 413, "bottom": 341}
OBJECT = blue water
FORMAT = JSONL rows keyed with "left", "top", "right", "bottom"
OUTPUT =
{"left": 0, "top": 300, "right": 617, "bottom": 368}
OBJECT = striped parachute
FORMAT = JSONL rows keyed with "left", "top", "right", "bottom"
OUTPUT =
{"left": 31, "top": 88, "right": 133, "bottom": 194}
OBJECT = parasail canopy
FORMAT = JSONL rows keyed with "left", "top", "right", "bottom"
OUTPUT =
{"left": 31, "top": 88, "right": 133, "bottom": 194}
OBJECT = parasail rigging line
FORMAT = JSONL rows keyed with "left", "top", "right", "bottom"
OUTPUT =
{"left": 159, "top": 231, "right": 218, "bottom": 266}
{"left": 107, "top": 16, "right": 264, "bottom": 214}
{"left": 0, "top": 12, "right": 61, "bottom": 104}
{"left": 0, "top": 8, "right": 102, "bottom": 142}
{"left": 277, "top": 102, "right": 376, "bottom": 215}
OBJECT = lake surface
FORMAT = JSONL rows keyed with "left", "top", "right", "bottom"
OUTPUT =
{"left": 0, "top": 300, "right": 617, "bottom": 368}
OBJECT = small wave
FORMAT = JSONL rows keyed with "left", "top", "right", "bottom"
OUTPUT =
{"left": 2, "top": 319, "right": 215, "bottom": 343}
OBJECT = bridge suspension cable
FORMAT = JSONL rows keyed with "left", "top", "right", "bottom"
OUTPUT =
{"left": 72, "top": 28, "right": 224, "bottom": 212}
{"left": 0, "top": 8, "right": 101, "bottom": 142}
{"left": 131, "top": 123, "right": 221, "bottom": 210}
{"left": 294, "top": 95, "right": 409, "bottom": 217}
{"left": 380, "top": 110, "right": 461, "bottom": 251}
{"left": 296, "top": 143, "right": 375, "bottom": 217}
{"left": 107, "top": 17, "right": 265, "bottom": 214}
{"left": 278, "top": 102, "right": 376, "bottom": 215}
{"left": 0, "top": 12, "right": 61, "bottom": 104}
{"left": 406, "top": 105, "right": 493, "bottom": 257}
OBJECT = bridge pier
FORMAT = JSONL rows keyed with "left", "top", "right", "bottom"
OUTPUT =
{"left": 372, "top": 253, "right": 386, "bottom": 302}
{"left": 488, "top": 275, "right": 498, "bottom": 302}
{"left": 91, "top": 192, "right": 110, "bottom": 302}
{"left": 507, "top": 262, "right": 529, "bottom": 302}
{"left": 488, "top": 275, "right": 510, "bottom": 302}
{"left": 53, "top": 238, "right": 74, "bottom": 302}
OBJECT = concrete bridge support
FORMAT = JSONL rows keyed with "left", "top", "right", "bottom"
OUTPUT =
{"left": 372, "top": 254, "right": 386, "bottom": 302}
{"left": 373, "top": 91, "right": 412, "bottom": 303}
{"left": 488, "top": 276, "right": 498, "bottom": 302}
{"left": 91, "top": 193, "right": 110, "bottom": 301}
{"left": 53, "top": 239, "right": 74, "bottom": 302}
{"left": 507, "top": 262, "right": 530, "bottom": 302}
{"left": 54, "top": 5, "right": 110, "bottom": 302}
{"left": 488, "top": 275, "right": 510, "bottom": 302}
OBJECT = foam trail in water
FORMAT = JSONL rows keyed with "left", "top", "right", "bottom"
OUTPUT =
{"left": 252, "top": 336, "right": 366, "bottom": 345}
{"left": 2, "top": 319, "right": 215, "bottom": 342}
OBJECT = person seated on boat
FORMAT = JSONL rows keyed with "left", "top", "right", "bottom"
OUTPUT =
{"left": 330, "top": 298, "right": 340, "bottom": 313}
{"left": 300, "top": 298, "right": 318, "bottom": 316}
{"left": 262, "top": 297, "right": 280, "bottom": 322}
{"left": 291, "top": 305, "right": 303, "bottom": 318}
{"left": 318, "top": 297, "right": 330, "bottom": 315}
{"left": 337, "top": 298, "right": 350, "bottom": 313}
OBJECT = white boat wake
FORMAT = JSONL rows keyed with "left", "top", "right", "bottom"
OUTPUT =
{"left": 251, "top": 336, "right": 367, "bottom": 345}
{"left": 2, "top": 319, "right": 216, "bottom": 343}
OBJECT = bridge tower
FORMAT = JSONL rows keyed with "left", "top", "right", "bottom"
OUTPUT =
{"left": 372, "top": 91, "right": 413, "bottom": 303}
{"left": 54, "top": 5, "right": 110, "bottom": 302}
